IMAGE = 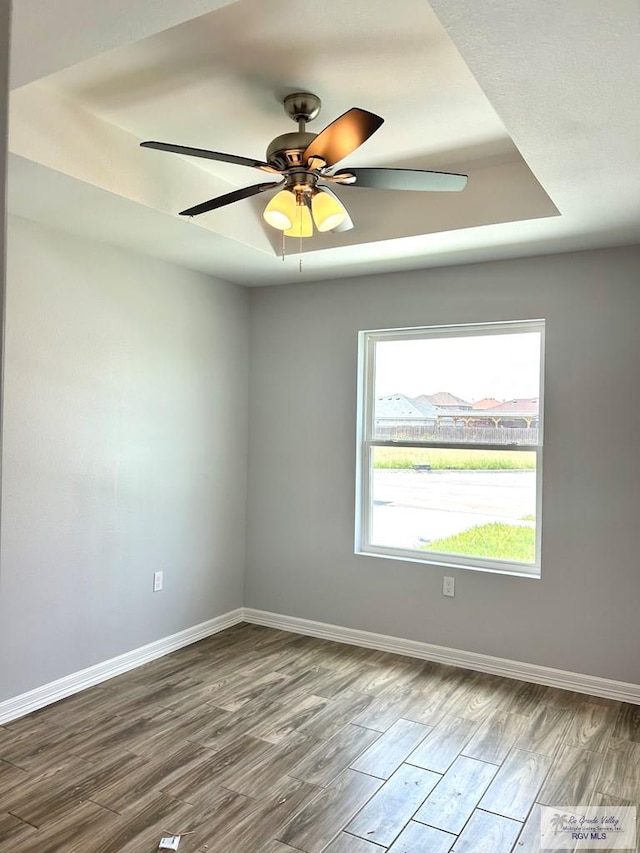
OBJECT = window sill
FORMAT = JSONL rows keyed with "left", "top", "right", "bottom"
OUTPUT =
{"left": 355, "top": 546, "right": 541, "bottom": 579}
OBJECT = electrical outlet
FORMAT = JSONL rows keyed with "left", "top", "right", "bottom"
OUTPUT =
{"left": 443, "top": 576, "right": 455, "bottom": 597}
{"left": 153, "top": 571, "right": 163, "bottom": 592}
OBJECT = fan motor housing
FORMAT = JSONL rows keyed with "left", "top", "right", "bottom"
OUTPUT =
{"left": 266, "top": 131, "right": 316, "bottom": 170}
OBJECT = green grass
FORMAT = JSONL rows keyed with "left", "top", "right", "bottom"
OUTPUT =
{"left": 373, "top": 447, "right": 535, "bottom": 470}
{"left": 421, "top": 522, "right": 536, "bottom": 563}
{"left": 519, "top": 513, "right": 536, "bottom": 521}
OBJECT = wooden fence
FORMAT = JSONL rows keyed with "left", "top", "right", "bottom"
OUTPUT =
{"left": 375, "top": 425, "right": 539, "bottom": 445}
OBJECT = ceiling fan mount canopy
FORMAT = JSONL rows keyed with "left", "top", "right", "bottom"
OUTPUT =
{"left": 140, "top": 89, "right": 468, "bottom": 237}
{"left": 282, "top": 92, "right": 322, "bottom": 125}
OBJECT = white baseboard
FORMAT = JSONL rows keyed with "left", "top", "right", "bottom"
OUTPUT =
{"left": 243, "top": 608, "right": 640, "bottom": 705}
{"left": 0, "top": 608, "right": 244, "bottom": 725}
{"left": 2, "top": 605, "right": 637, "bottom": 724}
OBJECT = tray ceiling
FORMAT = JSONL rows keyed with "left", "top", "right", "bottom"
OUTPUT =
{"left": 7, "top": 0, "right": 639, "bottom": 285}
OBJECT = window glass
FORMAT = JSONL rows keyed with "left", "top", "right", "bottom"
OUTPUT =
{"left": 357, "top": 322, "right": 544, "bottom": 575}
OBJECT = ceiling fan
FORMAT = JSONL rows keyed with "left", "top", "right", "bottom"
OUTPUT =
{"left": 140, "top": 92, "right": 468, "bottom": 238}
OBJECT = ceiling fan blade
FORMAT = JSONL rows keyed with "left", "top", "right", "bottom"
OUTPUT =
{"left": 331, "top": 167, "right": 468, "bottom": 192}
{"left": 141, "top": 141, "right": 280, "bottom": 174}
{"left": 179, "top": 182, "right": 281, "bottom": 217}
{"left": 303, "top": 108, "right": 384, "bottom": 167}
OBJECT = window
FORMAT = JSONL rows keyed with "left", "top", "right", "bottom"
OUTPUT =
{"left": 356, "top": 320, "right": 545, "bottom": 576}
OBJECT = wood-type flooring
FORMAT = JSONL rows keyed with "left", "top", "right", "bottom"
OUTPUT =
{"left": 0, "top": 623, "right": 638, "bottom": 852}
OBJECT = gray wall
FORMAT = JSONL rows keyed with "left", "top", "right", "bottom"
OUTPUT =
{"left": 246, "top": 247, "right": 640, "bottom": 684}
{"left": 1, "top": 202, "right": 638, "bottom": 701}
{"left": 0, "top": 216, "right": 249, "bottom": 700}
{"left": 0, "top": 0, "right": 9, "bottom": 609}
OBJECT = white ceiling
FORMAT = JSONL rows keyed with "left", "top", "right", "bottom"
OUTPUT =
{"left": 8, "top": 0, "right": 640, "bottom": 286}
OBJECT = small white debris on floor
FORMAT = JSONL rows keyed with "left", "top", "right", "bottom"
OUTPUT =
{"left": 158, "top": 836, "right": 181, "bottom": 851}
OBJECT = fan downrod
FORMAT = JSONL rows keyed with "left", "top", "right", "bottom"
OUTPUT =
{"left": 266, "top": 93, "right": 322, "bottom": 170}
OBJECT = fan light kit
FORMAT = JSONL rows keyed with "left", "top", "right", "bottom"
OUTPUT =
{"left": 141, "top": 92, "right": 468, "bottom": 241}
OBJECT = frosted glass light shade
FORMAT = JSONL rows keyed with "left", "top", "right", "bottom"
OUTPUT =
{"left": 263, "top": 190, "right": 297, "bottom": 231}
{"left": 312, "top": 189, "right": 348, "bottom": 232}
{"left": 285, "top": 203, "right": 313, "bottom": 238}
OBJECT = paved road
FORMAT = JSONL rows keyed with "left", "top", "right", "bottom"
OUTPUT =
{"left": 371, "top": 469, "right": 535, "bottom": 550}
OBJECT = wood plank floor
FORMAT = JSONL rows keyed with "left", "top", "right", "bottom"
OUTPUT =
{"left": 0, "top": 623, "right": 638, "bottom": 852}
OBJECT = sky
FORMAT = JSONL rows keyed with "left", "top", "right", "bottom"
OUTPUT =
{"left": 374, "top": 332, "right": 542, "bottom": 402}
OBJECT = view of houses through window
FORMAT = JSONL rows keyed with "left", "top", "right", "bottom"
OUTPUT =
{"left": 358, "top": 321, "right": 544, "bottom": 575}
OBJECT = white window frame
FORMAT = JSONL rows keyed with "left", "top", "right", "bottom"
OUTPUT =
{"left": 355, "top": 319, "right": 545, "bottom": 578}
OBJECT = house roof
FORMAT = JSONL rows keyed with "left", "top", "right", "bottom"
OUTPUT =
{"left": 415, "top": 392, "right": 472, "bottom": 408}
{"left": 409, "top": 397, "right": 440, "bottom": 417}
{"left": 486, "top": 398, "right": 539, "bottom": 413}
{"left": 376, "top": 394, "right": 438, "bottom": 420}
{"left": 472, "top": 397, "right": 501, "bottom": 410}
